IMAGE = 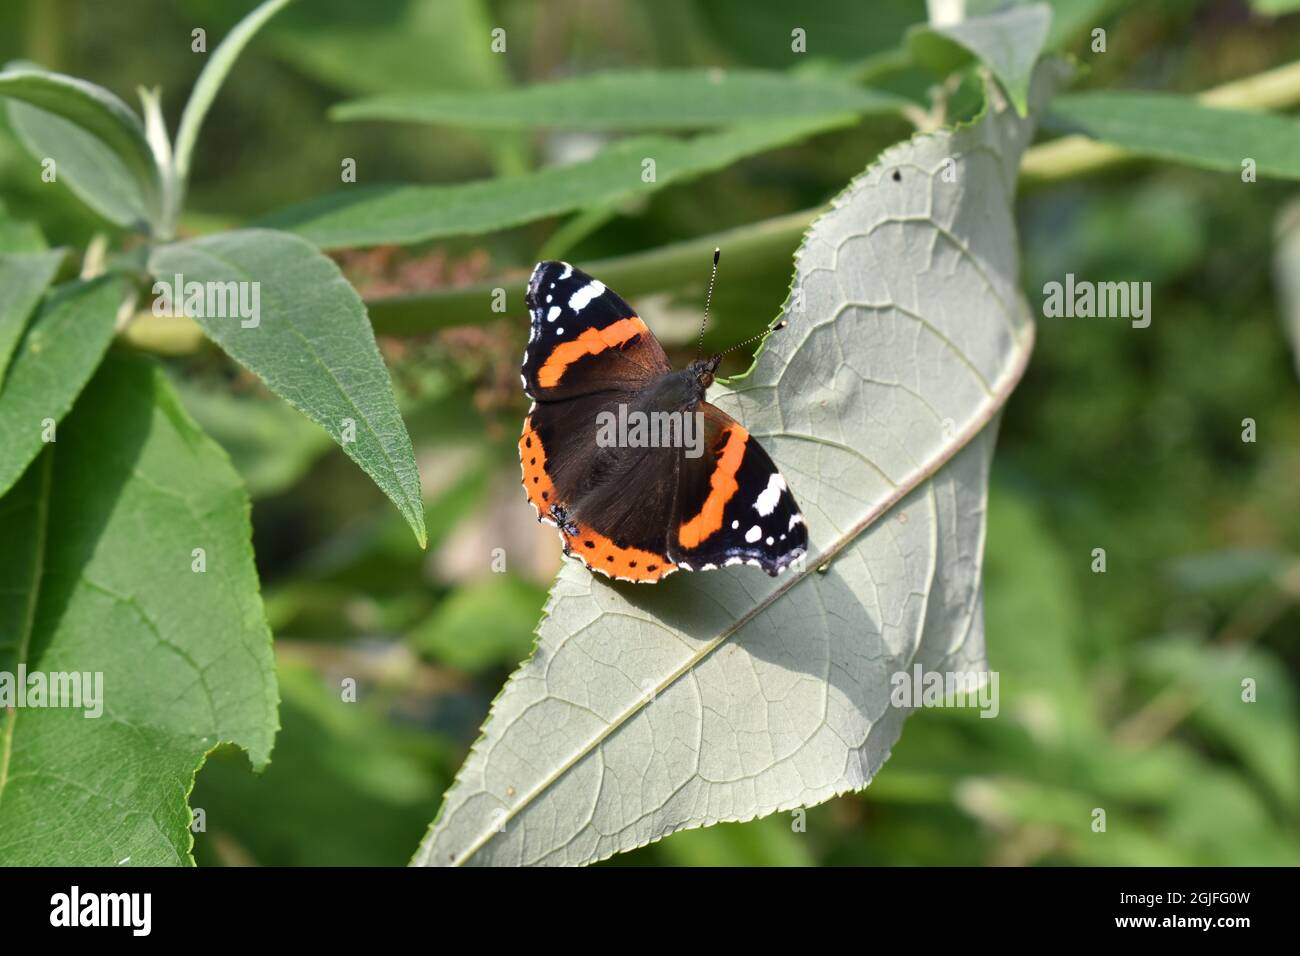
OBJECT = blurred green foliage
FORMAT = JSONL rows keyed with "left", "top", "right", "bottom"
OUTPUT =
{"left": 3, "top": 0, "right": 1297, "bottom": 865}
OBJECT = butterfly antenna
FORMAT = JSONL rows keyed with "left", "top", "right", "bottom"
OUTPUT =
{"left": 720, "top": 319, "right": 788, "bottom": 355}
{"left": 696, "top": 247, "right": 721, "bottom": 358}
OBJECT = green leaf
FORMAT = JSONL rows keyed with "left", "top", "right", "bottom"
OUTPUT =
{"left": 173, "top": 0, "right": 295, "bottom": 220}
{"left": 410, "top": 576, "right": 548, "bottom": 671}
{"left": 147, "top": 229, "right": 427, "bottom": 547}
{"left": 0, "top": 248, "right": 65, "bottom": 388}
{"left": 909, "top": 3, "right": 1051, "bottom": 116}
{"left": 413, "top": 61, "right": 1068, "bottom": 867}
{"left": 333, "top": 69, "right": 906, "bottom": 130}
{"left": 0, "top": 276, "right": 125, "bottom": 500}
{"left": 0, "top": 355, "right": 278, "bottom": 865}
{"left": 1046, "top": 92, "right": 1300, "bottom": 179}
{"left": 0, "top": 66, "right": 161, "bottom": 226}
{"left": 262, "top": 115, "right": 856, "bottom": 249}
{"left": 5, "top": 103, "right": 152, "bottom": 229}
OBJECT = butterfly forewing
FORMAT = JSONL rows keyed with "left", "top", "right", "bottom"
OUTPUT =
{"left": 522, "top": 261, "right": 671, "bottom": 401}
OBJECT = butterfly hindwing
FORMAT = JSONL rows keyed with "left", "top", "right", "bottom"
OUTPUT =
{"left": 520, "top": 391, "right": 680, "bottom": 583}
{"left": 522, "top": 261, "right": 671, "bottom": 401}
{"left": 668, "top": 402, "right": 807, "bottom": 576}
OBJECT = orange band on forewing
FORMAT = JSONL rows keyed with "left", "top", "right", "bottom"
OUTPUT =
{"left": 676, "top": 425, "right": 748, "bottom": 550}
{"left": 536, "top": 316, "right": 648, "bottom": 388}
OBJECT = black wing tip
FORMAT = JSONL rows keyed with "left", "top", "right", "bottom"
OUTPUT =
{"left": 526, "top": 260, "right": 587, "bottom": 308}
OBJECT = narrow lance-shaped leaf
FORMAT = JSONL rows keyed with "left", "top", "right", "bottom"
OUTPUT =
{"left": 173, "top": 0, "right": 295, "bottom": 218}
{"left": 0, "top": 276, "right": 126, "bottom": 500}
{"left": 908, "top": 3, "right": 1051, "bottom": 116}
{"left": 261, "top": 115, "right": 856, "bottom": 250}
{"left": 148, "top": 229, "right": 427, "bottom": 546}
{"left": 332, "top": 68, "right": 907, "bottom": 130}
{"left": 0, "top": 66, "right": 161, "bottom": 227}
{"left": 0, "top": 248, "right": 66, "bottom": 388}
{"left": 414, "top": 60, "right": 1069, "bottom": 866}
{"left": 0, "top": 356, "right": 279, "bottom": 865}
{"left": 1046, "top": 91, "right": 1300, "bottom": 180}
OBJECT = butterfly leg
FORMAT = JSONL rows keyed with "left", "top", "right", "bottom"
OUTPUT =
{"left": 549, "top": 504, "right": 580, "bottom": 537}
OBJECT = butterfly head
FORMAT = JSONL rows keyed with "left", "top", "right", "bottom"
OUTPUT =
{"left": 690, "top": 354, "right": 723, "bottom": 392}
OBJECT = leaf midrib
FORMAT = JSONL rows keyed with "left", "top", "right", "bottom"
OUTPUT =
{"left": 446, "top": 319, "right": 1035, "bottom": 865}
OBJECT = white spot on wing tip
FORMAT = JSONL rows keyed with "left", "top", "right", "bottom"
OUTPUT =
{"left": 569, "top": 280, "right": 605, "bottom": 313}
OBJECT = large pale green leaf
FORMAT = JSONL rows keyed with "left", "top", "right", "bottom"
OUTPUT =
{"left": 1046, "top": 92, "right": 1300, "bottom": 179}
{"left": 147, "top": 229, "right": 427, "bottom": 546}
{"left": 413, "top": 61, "right": 1067, "bottom": 867}
{"left": 0, "top": 356, "right": 278, "bottom": 865}
{"left": 333, "top": 69, "right": 906, "bottom": 130}
{"left": 0, "top": 66, "right": 161, "bottom": 227}
{"left": 909, "top": 3, "right": 1051, "bottom": 116}
{"left": 0, "top": 276, "right": 125, "bottom": 500}
{"left": 262, "top": 116, "right": 855, "bottom": 249}
{"left": 0, "top": 248, "right": 65, "bottom": 388}
{"left": 961, "top": 0, "right": 1126, "bottom": 52}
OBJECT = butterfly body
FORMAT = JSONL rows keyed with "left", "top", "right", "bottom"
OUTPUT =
{"left": 519, "top": 261, "right": 807, "bottom": 583}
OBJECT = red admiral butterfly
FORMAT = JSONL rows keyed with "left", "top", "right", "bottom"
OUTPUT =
{"left": 519, "top": 258, "right": 808, "bottom": 583}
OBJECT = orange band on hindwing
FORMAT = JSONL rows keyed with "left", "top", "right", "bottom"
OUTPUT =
{"left": 676, "top": 425, "right": 748, "bottom": 550}
{"left": 519, "top": 416, "right": 557, "bottom": 514}
{"left": 536, "top": 316, "right": 649, "bottom": 388}
{"left": 521, "top": 416, "right": 675, "bottom": 582}
{"left": 563, "top": 522, "right": 676, "bottom": 583}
